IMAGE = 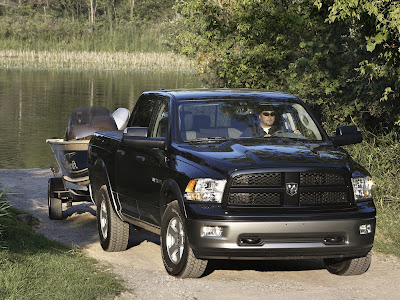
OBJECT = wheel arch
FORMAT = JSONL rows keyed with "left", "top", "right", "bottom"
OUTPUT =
{"left": 160, "top": 178, "right": 187, "bottom": 219}
{"left": 91, "top": 158, "right": 124, "bottom": 220}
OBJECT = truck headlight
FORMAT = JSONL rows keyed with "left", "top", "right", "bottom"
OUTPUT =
{"left": 184, "top": 179, "right": 226, "bottom": 203}
{"left": 351, "top": 177, "right": 373, "bottom": 201}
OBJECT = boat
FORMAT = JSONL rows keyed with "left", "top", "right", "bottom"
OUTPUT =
{"left": 46, "top": 106, "right": 130, "bottom": 219}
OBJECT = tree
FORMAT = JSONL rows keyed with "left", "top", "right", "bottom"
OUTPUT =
{"left": 317, "top": 0, "right": 400, "bottom": 128}
{"left": 173, "top": 0, "right": 400, "bottom": 131}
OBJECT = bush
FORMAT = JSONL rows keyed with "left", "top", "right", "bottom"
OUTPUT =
{"left": 0, "top": 190, "right": 10, "bottom": 245}
{"left": 346, "top": 131, "right": 400, "bottom": 204}
{"left": 345, "top": 132, "right": 400, "bottom": 256}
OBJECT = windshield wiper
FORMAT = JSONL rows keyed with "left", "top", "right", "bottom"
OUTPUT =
{"left": 185, "top": 137, "right": 228, "bottom": 144}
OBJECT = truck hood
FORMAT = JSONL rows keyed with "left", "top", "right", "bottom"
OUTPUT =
{"left": 176, "top": 139, "right": 358, "bottom": 176}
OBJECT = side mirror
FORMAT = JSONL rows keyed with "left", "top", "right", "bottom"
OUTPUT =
{"left": 123, "top": 126, "right": 148, "bottom": 137}
{"left": 122, "top": 127, "right": 165, "bottom": 149}
{"left": 330, "top": 125, "right": 363, "bottom": 146}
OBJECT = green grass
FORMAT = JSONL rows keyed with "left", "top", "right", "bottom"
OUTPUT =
{"left": 345, "top": 131, "right": 400, "bottom": 256}
{"left": 0, "top": 194, "right": 125, "bottom": 300}
{"left": 374, "top": 203, "right": 400, "bottom": 256}
{"left": 0, "top": 15, "right": 168, "bottom": 53}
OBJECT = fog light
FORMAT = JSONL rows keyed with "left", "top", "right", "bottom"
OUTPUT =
{"left": 201, "top": 226, "right": 223, "bottom": 237}
{"left": 359, "top": 224, "right": 372, "bottom": 235}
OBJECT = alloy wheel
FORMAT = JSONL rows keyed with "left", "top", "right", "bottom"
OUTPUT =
{"left": 100, "top": 199, "right": 108, "bottom": 239}
{"left": 166, "top": 216, "right": 185, "bottom": 264}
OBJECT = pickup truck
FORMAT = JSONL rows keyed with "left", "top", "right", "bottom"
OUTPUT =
{"left": 88, "top": 89, "right": 376, "bottom": 278}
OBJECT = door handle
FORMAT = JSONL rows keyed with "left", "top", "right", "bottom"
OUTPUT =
{"left": 136, "top": 156, "right": 145, "bottom": 162}
{"left": 116, "top": 150, "right": 125, "bottom": 156}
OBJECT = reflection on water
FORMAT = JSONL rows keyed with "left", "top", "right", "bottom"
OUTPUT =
{"left": 0, "top": 69, "right": 202, "bottom": 169}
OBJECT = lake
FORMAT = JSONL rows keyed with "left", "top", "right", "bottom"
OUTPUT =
{"left": 0, "top": 69, "right": 202, "bottom": 169}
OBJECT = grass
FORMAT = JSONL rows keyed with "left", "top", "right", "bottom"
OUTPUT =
{"left": 0, "top": 49, "right": 197, "bottom": 73}
{"left": 0, "top": 192, "right": 125, "bottom": 300}
{"left": 0, "top": 15, "right": 169, "bottom": 53}
{"left": 345, "top": 131, "right": 400, "bottom": 256}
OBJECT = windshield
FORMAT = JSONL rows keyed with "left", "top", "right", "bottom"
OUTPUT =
{"left": 176, "top": 99, "right": 324, "bottom": 143}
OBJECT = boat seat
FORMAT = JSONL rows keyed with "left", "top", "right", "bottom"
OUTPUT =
{"left": 65, "top": 106, "right": 118, "bottom": 140}
{"left": 112, "top": 108, "right": 131, "bottom": 130}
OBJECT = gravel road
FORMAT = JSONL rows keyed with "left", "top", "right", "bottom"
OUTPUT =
{"left": 1, "top": 168, "right": 400, "bottom": 300}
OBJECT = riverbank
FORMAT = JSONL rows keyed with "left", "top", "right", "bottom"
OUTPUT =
{"left": 0, "top": 178, "right": 125, "bottom": 299}
{"left": 0, "top": 50, "right": 197, "bottom": 73}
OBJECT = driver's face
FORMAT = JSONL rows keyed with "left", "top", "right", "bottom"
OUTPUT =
{"left": 260, "top": 111, "right": 276, "bottom": 126}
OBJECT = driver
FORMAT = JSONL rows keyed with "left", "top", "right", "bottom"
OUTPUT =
{"left": 259, "top": 106, "right": 279, "bottom": 137}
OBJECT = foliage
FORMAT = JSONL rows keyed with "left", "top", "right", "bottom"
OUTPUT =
{"left": 0, "top": 49, "right": 196, "bottom": 72}
{"left": 317, "top": 0, "right": 400, "bottom": 130}
{"left": 345, "top": 132, "right": 400, "bottom": 256}
{"left": 346, "top": 131, "right": 400, "bottom": 204}
{"left": 0, "top": 0, "right": 175, "bottom": 53}
{"left": 0, "top": 190, "right": 10, "bottom": 245}
{"left": 173, "top": 0, "right": 400, "bottom": 132}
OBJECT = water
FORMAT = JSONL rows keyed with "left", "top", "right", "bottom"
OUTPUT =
{"left": 0, "top": 69, "right": 202, "bottom": 169}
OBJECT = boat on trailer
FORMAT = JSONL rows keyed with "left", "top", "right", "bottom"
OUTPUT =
{"left": 46, "top": 106, "right": 130, "bottom": 220}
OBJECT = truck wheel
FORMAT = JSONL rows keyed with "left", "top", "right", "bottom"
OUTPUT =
{"left": 324, "top": 250, "right": 372, "bottom": 276}
{"left": 96, "top": 185, "right": 129, "bottom": 252}
{"left": 48, "top": 178, "right": 63, "bottom": 220}
{"left": 160, "top": 200, "right": 208, "bottom": 278}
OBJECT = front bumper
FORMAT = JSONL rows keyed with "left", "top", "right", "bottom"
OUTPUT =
{"left": 185, "top": 203, "right": 375, "bottom": 260}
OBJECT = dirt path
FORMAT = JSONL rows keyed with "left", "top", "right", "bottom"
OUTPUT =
{"left": 1, "top": 168, "right": 400, "bottom": 300}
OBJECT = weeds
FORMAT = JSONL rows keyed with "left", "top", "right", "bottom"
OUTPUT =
{"left": 346, "top": 131, "right": 400, "bottom": 256}
{"left": 0, "top": 49, "right": 196, "bottom": 72}
{"left": 0, "top": 15, "right": 168, "bottom": 53}
{"left": 0, "top": 190, "right": 10, "bottom": 246}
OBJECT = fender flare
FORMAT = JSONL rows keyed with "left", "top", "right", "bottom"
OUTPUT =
{"left": 160, "top": 178, "right": 187, "bottom": 219}
{"left": 92, "top": 158, "right": 124, "bottom": 221}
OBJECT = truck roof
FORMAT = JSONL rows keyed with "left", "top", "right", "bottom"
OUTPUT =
{"left": 145, "top": 89, "right": 300, "bottom": 102}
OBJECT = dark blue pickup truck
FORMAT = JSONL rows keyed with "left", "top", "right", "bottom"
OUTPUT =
{"left": 88, "top": 89, "right": 375, "bottom": 278}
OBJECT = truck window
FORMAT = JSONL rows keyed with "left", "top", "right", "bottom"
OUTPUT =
{"left": 152, "top": 102, "right": 169, "bottom": 138}
{"left": 129, "top": 95, "right": 158, "bottom": 128}
{"left": 177, "top": 99, "right": 324, "bottom": 142}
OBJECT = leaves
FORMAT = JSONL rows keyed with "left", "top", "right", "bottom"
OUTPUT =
{"left": 173, "top": 0, "right": 400, "bottom": 133}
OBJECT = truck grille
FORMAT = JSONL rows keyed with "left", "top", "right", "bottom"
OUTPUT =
{"left": 228, "top": 192, "right": 281, "bottom": 206}
{"left": 300, "top": 173, "right": 345, "bottom": 186}
{"left": 232, "top": 173, "right": 281, "bottom": 186}
{"left": 227, "top": 172, "right": 351, "bottom": 207}
{"left": 299, "top": 192, "right": 348, "bottom": 205}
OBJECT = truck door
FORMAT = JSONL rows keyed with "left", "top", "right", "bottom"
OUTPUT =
{"left": 135, "top": 100, "right": 169, "bottom": 226}
{"left": 115, "top": 94, "right": 157, "bottom": 218}
{"left": 115, "top": 94, "right": 168, "bottom": 226}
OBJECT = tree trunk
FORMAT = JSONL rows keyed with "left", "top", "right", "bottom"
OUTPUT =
{"left": 130, "top": 0, "right": 135, "bottom": 21}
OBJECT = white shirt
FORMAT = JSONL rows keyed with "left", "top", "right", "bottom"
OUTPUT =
{"left": 263, "top": 127, "right": 271, "bottom": 134}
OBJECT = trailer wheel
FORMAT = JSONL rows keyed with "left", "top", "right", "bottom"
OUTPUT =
{"left": 97, "top": 185, "right": 129, "bottom": 252}
{"left": 48, "top": 178, "right": 63, "bottom": 220}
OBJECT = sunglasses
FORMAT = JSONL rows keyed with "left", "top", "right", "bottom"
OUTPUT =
{"left": 262, "top": 112, "right": 276, "bottom": 117}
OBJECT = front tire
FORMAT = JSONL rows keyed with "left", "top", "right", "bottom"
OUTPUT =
{"left": 96, "top": 185, "right": 129, "bottom": 252}
{"left": 324, "top": 250, "right": 372, "bottom": 276}
{"left": 160, "top": 200, "right": 207, "bottom": 278}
